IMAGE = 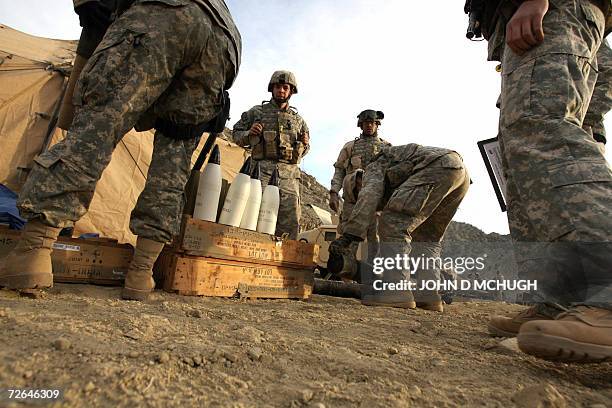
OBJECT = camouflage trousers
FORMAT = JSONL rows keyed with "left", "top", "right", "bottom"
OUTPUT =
{"left": 256, "top": 160, "right": 301, "bottom": 240}
{"left": 344, "top": 153, "right": 470, "bottom": 301}
{"left": 498, "top": 0, "right": 612, "bottom": 308}
{"left": 18, "top": 1, "right": 235, "bottom": 243}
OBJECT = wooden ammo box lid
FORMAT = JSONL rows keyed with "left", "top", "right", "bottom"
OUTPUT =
{"left": 177, "top": 216, "right": 318, "bottom": 269}
{"left": 0, "top": 227, "right": 133, "bottom": 285}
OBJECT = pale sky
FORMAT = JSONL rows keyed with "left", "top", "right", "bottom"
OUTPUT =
{"left": 1, "top": 1, "right": 610, "bottom": 234}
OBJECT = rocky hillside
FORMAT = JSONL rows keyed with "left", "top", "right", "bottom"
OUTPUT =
{"left": 299, "top": 170, "right": 335, "bottom": 230}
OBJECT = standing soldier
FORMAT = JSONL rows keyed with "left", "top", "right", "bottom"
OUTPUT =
{"left": 466, "top": 0, "right": 612, "bottom": 362}
{"left": 0, "top": 0, "right": 241, "bottom": 302}
{"left": 329, "top": 144, "right": 470, "bottom": 312}
{"left": 232, "top": 71, "right": 310, "bottom": 239}
{"left": 329, "top": 110, "right": 390, "bottom": 279}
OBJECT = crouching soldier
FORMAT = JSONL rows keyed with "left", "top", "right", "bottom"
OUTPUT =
{"left": 329, "top": 144, "right": 470, "bottom": 312}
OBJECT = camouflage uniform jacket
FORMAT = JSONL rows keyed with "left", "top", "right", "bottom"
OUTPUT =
{"left": 330, "top": 134, "right": 390, "bottom": 194}
{"left": 232, "top": 100, "right": 309, "bottom": 179}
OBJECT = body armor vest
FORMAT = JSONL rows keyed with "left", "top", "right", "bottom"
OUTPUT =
{"left": 251, "top": 101, "right": 305, "bottom": 164}
{"left": 346, "top": 135, "right": 388, "bottom": 174}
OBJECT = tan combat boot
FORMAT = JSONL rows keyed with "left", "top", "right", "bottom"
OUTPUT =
{"left": 517, "top": 306, "right": 612, "bottom": 363}
{"left": 487, "top": 304, "right": 558, "bottom": 337}
{"left": 0, "top": 220, "right": 61, "bottom": 289}
{"left": 121, "top": 237, "right": 164, "bottom": 301}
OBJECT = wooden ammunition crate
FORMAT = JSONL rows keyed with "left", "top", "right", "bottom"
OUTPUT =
{"left": 0, "top": 227, "right": 133, "bottom": 285}
{"left": 158, "top": 253, "right": 313, "bottom": 299}
{"left": 176, "top": 216, "right": 318, "bottom": 268}
{"left": 155, "top": 216, "right": 317, "bottom": 299}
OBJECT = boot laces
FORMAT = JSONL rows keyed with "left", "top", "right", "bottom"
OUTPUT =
{"left": 556, "top": 306, "right": 612, "bottom": 328}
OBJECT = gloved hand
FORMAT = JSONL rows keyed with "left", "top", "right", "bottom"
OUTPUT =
{"left": 329, "top": 191, "right": 339, "bottom": 213}
{"left": 329, "top": 233, "right": 362, "bottom": 256}
{"left": 75, "top": 1, "right": 112, "bottom": 29}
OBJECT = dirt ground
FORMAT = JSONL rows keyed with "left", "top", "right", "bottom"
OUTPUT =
{"left": 0, "top": 284, "right": 610, "bottom": 408}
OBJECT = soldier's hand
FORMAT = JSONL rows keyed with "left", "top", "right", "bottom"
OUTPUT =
{"left": 329, "top": 191, "right": 339, "bottom": 212}
{"left": 249, "top": 122, "right": 263, "bottom": 137}
{"left": 506, "top": 0, "right": 549, "bottom": 55}
{"left": 299, "top": 132, "right": 310, "bottom": 145}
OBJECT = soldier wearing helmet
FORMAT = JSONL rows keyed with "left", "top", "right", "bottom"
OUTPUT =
{"left": 232, "top": 70, "right": 310, "bottom": 239}
{"left": 329, "top": 110, "right": 390, "bottom": 277}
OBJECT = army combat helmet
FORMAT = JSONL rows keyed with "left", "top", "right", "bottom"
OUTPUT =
{"left": 268, "top": 70, "right": 298, "bottom": 94}
{"left": 357, "top": 109, "right": 384, "bottom": 127}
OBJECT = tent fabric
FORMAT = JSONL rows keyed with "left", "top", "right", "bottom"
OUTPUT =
{"left": 0, "top": 51, "right": 69, "bottom": 190}
{"left": 0, "top": 25, "right": 77, "bottom": 192}
{"left": 0, "top": 25, "right": 249, "bottom": 246}
{"left": 0, "top": 24, "right": 76, "bottom": 67}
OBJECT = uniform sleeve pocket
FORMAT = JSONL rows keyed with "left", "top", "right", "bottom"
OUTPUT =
{"left": 33, "top": 151, "right": 62, "bottom": 169}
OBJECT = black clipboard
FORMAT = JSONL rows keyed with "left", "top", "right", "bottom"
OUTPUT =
{"left": 477, "top": 137, "right": 507, "bottom": 212}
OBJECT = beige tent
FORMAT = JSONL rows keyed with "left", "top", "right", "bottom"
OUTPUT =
{"left": 0, "top": 25, "right": 248, "bottom": 246}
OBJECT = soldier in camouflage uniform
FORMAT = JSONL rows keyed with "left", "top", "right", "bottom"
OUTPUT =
{"left": 329, "top": 110, "right": 390, "bottom": 280}
{"left": 473, "top": 0, "right": 612, "bottom": 362}
{"left": 232, "top": 71, "right": 310, "bottom": 240}
{"left": 330, "top": 144, "right": 470, "bottom": 312}
{"left": 0, "top": 0, "right": 241, "bottom": 302}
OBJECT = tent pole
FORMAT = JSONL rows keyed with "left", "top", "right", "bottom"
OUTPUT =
{"left": 39, "top": 71, "right": 69, "bottom": 154}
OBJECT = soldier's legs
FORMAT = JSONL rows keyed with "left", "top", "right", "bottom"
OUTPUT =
{"left": 276, "top": 190, "right": 300, "bottom": 239}
{"left": 336, "top": 200, "right": 354, "bottom": 236}
{"left": 130, "top": 132, "right": 201, "bottom": 243}
{"left": 257, "top": 161, "right": 301, "bottom": 240}
{"left": 365, "top": 215, "right": 379, "bottom": 261}
{"left": 486, "top": 160, "right": 565, "bottom": 337}
{"left": 375, "top": 159, "right": 469, "bottom": 307}
{"left": 500, "top": 32, "right": 612, "bottom": 310}
{"left": 410, "top": 170, "right": 470, "bottom": 303}
{"left": 501, "top": 140, "right": 571, "bottom": 312}
{"left": 499, "top": 0, "right": 612, "bottom": 363}
{"left": 334, "top": 200, "right": 359, "bottom": 280}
